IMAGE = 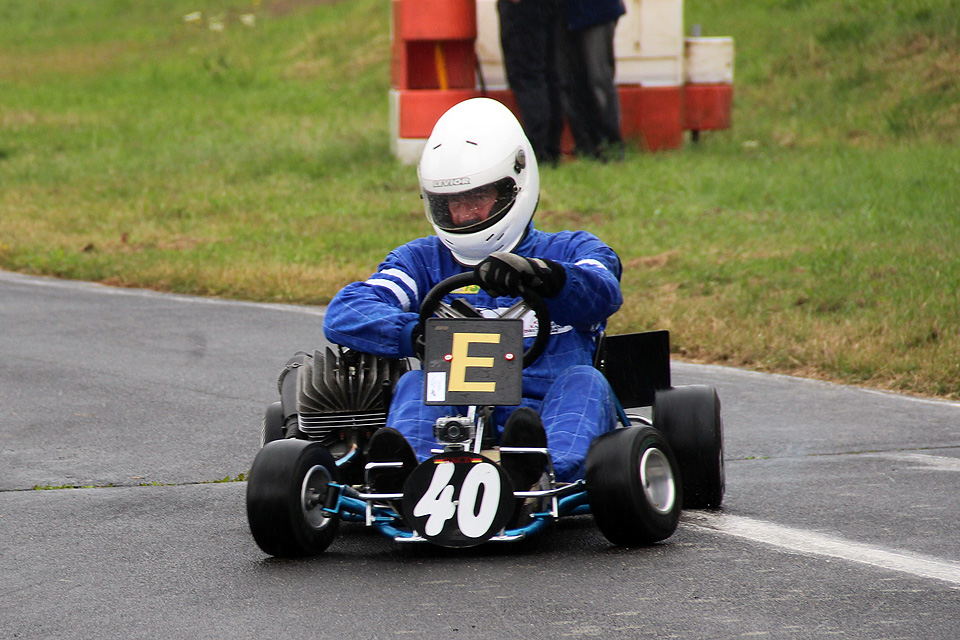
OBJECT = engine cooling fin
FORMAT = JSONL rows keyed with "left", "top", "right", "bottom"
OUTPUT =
{"left": 296, "top": 347, "right": 409, "bottom": 415}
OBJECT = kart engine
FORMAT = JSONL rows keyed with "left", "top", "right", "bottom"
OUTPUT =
{"left": 292, "top": 346, "right": 410, "bottom": 459}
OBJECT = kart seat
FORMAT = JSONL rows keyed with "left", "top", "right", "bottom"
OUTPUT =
{"left": 593, "top": 330, "right": 672, "bottom": 409}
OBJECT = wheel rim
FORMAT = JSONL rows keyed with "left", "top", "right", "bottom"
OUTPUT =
{"left": 639, "top": 448, "right": 677, "bottom": 515}
{"left": 301, "top": 464, "right": 333, "bottom": 530}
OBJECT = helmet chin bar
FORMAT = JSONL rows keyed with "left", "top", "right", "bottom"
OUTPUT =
{"left": 442, "top": 221, "right": 535, "bottom": 266}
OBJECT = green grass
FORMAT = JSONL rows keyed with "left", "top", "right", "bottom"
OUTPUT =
{"left": 30, "top": 473, "right": 248, "bottom": 490}
{"left": 1, "top": 0, "right": 959, "bottom": 398}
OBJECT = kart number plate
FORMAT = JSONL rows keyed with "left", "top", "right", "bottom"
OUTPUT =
{"left": 423, "top": 318, "right": 523, "bottom": 406}
{"left": 403, "top": 453, "right": 515, "bottom": 547}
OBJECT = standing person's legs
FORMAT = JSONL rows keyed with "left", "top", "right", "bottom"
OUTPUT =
{"left": 579, "top": 21, "right": 623, "bottom": 146}
{"left": 498, "top": 0, "right": 562, "bottom": 164}
{"left": 556, "top": 18, "right": 600, "bottom": 158}
{"left": 542, "top": 5, "right": 563, "bottom": 163}
{"left": 579, "top": 20, "right": 623, "bottom": 155}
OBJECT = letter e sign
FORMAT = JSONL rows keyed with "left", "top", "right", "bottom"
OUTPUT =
{"left": 423, "top": 318, "right": 523, "bottom": 406}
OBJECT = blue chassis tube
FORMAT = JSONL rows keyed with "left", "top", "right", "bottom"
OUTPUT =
{"left": 325, "top": 485, "right": 592, "bottom": 542}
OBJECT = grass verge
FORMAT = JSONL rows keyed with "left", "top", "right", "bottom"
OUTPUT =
{"left": 1, "top": 0, "right": 958, "bottom": 397}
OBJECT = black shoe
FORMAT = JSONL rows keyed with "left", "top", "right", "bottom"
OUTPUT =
{"left": 597, "top": 140, "right": 626, "bottom": 164}
{"left": 500, "top": 407, "right": 548, "bottom": 490}
{"left": 365, "top": 427, "right": 417, "bottom": 493}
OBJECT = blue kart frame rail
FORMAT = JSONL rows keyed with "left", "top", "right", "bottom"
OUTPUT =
{"left": 322, "top": 479, "right": 592, "bottom": 542}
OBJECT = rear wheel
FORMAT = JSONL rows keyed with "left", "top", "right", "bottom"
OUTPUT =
{"left": 653, "top": 385, "right": 724, "bottom": 509}
{"left": 246, "top": 439, "right": 340, "bottom": 557}
{"left": 586, "top": 427, "right": 681, "bottom": 546}
{"left": 260, "top": 401, "right": 284, "bottom": 447}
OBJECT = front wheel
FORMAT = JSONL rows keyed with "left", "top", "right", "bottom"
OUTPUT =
{"left": 246, "top": 439, "right": 340, "bottom": 557}
{"left": 586, "top": 427, "right": 681, "bottom": 546}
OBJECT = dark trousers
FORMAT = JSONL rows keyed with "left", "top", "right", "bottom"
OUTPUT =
{"left": 558, "top": 19, "right": 623, "bottom": 157}
{"left": 497, "top": 0, "right": 563, "bottom": 165}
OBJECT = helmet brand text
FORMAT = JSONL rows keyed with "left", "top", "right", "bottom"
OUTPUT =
{"left": 433, "top": 177, "right": 471, "bottom": 188}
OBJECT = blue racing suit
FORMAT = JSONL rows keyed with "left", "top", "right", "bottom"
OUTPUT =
{"left": 323, "top": 224, "right": 622, "bottom": 481}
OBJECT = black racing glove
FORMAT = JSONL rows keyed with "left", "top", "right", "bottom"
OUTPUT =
{"left": 475, "top": 252, "right": 566, "bottom": 298}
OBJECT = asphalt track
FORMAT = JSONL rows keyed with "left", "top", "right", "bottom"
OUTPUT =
{"left": 2, "top": 270, "right": 959, "bottom": 639}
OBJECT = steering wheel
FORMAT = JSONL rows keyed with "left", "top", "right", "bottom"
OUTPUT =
{"left": 417, "top": 272, "right": 551, "bottom": 368}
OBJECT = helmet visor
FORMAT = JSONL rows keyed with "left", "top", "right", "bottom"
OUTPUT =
{"left": 424, "top": 177, "right": 519, "bottom": 234}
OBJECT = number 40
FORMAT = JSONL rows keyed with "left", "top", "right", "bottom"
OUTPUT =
{"left": 413, "top": 462, "right": 503, "bottom": 538}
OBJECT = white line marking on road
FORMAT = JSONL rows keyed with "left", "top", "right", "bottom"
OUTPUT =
{"left": 0, "top": 269, "right": 325, "bottom": 316}
{"left": 683, "top": 512, "right": 960, "bottom": 588}
{"left": 867, "top": 452, "right": 960, "bottom": 472}
{"left": 859, "top": 388, "right": 960, "bottom": 409}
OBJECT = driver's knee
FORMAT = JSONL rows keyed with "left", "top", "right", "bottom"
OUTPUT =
{"left": 547, "top": 365, "right": 615, "bottom": 405}
{"left": 540, "top": 365, "right": 618, "bottom": 481}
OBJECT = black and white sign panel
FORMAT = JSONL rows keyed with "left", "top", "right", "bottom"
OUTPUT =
{"left": 422, "top": 318, "right": 523, "bottom": 406}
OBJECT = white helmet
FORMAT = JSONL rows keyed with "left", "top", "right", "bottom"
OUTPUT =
{"left": 418, "top": 98, "right": 540, "bottom": 265}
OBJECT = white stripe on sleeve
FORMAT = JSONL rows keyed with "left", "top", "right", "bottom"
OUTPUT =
{"left": 574, "top": 258, "right": 608, "bottom": 272}
{"left": 366, "top": 278, "right": 412, "bottom": 311}
{"left": 381, "top": 268, "right": 419, "bottom": 300}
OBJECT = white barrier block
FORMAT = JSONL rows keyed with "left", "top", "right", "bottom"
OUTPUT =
{"left": 684, "top": 36, "right": 734, "bottom": 84}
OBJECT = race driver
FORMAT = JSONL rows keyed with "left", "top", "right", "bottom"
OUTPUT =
{"left": 323, "top": 97, "right": 622, "bottom": 492}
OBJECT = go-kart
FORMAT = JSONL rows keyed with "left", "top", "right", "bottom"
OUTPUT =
{"left": 246, "top": 273, "right": 724, "bottom": 557}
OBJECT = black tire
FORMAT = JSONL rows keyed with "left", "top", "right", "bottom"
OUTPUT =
{"left": 586, "top": 427, "right": 681, "bottom": 546}
{"left": 653, "top": 385, "right": 725, "bottom": 509}
{"left": 246, "top": 439, "right": 340, "bottom": 557}
{"left": 260, "top": 402, "right": 284, "bottom": 447}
